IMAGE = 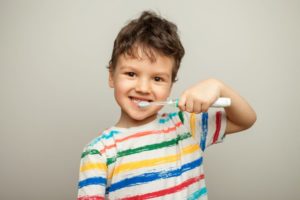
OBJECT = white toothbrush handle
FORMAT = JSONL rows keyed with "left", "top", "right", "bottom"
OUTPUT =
{"left": 211, "top": 97, "right": 231, "bottom": 107}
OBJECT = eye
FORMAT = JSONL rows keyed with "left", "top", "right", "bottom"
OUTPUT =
{"left": 154, "top": 77, "right": 163, "bottom": 82}
{"left": 125, "top": 72, "right": 136, "bottom": 77}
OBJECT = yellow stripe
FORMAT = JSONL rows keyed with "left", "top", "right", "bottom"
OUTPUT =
{"left": 190, "top": 113, "right": 196, "bottom": 138}
{"left": 108, "top": 144, "right": 200, "bottom": 179}
{"left": 80, "top": 162, "right": 107, "bottom": 172}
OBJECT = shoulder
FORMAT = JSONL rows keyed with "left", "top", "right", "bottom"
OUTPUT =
{"left": 83, "top": 128, "right": 120, "bottom": 151}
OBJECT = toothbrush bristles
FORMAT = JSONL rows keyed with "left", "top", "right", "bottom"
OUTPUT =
{"left": 138, "top": 101, "right": 150, "bottom": 107}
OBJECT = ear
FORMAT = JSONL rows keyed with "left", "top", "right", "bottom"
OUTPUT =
{"left": 108, "top": 69, "right": 115, "bottom": 88}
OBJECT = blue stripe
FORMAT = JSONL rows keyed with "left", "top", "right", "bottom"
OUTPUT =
{"left": 88, "top": 130, "right": 121, "bottom": 146}
{"left": 200, "top": 112, "right": 208, "bottom": 151}
{"left": 101, "top": 130, "right": 120, "bottom": 139}
{"left": 188, "top": 187, "right": 207, "bottom": 200}
{"left": 107, "top": 157, "right": 203, "bottom": 192}
{"left": 78, "top": 176, "right": 107, "bottom": 189}
{"left": 159, "top": 112, "right": 178, "bottom": 123}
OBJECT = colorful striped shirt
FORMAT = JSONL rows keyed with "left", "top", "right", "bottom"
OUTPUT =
{"left": 77, "top": 109, "right": 226, "bottom": 200}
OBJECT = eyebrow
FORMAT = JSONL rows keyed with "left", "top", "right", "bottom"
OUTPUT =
{"left": 119, "top": 65, "right": 170, "bottom": 78}
{"left": 119, "top": 65, "right": 135, "bottom": 71}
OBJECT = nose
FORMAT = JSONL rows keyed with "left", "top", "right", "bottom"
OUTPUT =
{"left": 135, "top": 78, "right": 151, "bottom": 94}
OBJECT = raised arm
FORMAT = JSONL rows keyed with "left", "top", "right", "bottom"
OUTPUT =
{"left": 177, "top": 78, "right": 256, "bottom": 134}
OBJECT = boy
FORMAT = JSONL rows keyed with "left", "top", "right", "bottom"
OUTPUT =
{"left": 77, "top": 11, "right": 256, "bottom": 200}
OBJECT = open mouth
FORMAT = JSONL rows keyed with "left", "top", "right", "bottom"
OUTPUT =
{"left": 129, "top": 96, "right": 153, "bottom": 104}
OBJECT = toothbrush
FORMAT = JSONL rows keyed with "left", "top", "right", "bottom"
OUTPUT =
{"left": 138, "top": 97, "right": 231, "bottom": 108}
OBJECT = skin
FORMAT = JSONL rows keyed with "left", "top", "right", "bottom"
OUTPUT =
{"left": 177, "top": 78, "right": 257, "bottom": 134}
{"left": 109, "top": 47, "right": 257, "bottom": 134}
{"left": 109, "top": 48, "right": 174, "bottom": 128}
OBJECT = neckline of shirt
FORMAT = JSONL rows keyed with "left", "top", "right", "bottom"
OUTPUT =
{"left": 110, "top": 114, "right": 160, "bottom": 132}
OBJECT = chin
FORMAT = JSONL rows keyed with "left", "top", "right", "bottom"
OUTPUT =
{"left": 128, "top": 110, "right": 158, "bottom": 122}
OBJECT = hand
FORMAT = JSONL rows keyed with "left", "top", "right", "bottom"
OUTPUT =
{"left": 178, "top": 78, "right": 222, "bottom": 113}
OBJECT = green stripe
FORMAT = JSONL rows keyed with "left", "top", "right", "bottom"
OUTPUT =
{"left": 107, "top": 132, "right": 191, "bottom": 165}
{"left": 178, "top": 111, "right": 184, "bottom": 123}
{"left": 81, "top": 149, "right": 100, "bottom": 158}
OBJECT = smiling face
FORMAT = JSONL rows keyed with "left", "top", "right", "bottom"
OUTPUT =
{"left": 109, "top": 48, "right": 174, "bottom": 128}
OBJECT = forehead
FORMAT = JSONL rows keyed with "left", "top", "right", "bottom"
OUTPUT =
{"left": 116, "top": 46, "right": 175, "bottom": 73}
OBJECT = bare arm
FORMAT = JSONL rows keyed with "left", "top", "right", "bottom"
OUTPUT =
{"left": 178, "top": 78, "right": 257, "bottom": 134}
{"left": 219, "top": 80, "right": 257, "bottom": 134}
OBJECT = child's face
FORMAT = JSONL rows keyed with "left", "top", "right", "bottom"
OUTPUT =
{"left": 109, "top": 49, "right": 174, "bottom": 126}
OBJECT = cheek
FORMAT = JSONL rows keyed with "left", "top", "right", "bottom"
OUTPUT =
{"left": 113, "top": 79, "right": 134, "bottom": 98}
{"left": 114, "top": 82, "right": 128, "bottom": 95}
{"left": 154, "top": 85, "right": 172, "bottom": 99}
{"left": 113, "top": 83, "right": 129, "bottom": 106}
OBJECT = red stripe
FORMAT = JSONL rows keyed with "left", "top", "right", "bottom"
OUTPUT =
{"left": 121, "top": 174, "right": 205, "bottom": 200}
{"left": 100, "top": 122, "right": 183, "bottom": 154}
{"left": 212, "top": 111, "right": 222, "bottom": 144}
{"left": 77, "top": 195, "right": 104, "bottom": 200}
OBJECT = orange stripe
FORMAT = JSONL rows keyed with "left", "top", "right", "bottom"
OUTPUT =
{"left": 100, "top": 143, "right": 116, "bottom": 154}
{"left": 100, "top": 122, "right": 183, "bottom": 154}
{"left": 117, "top": 130, "right": 160, "bottom": 143}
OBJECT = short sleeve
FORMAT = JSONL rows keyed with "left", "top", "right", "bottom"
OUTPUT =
{"left": 179, "top": 108, "right": 227, "bottom": 152}
{"left": 77, "top": 144, "right": 108, "bottom": 200}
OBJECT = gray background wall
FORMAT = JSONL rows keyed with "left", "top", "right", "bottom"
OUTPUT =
{"left": 1, "top": 0, "right": 299, "bottom": 199}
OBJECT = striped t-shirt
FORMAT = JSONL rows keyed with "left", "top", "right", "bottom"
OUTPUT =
{"left": 77, "top": 109, "right": 226, "bottom": 200}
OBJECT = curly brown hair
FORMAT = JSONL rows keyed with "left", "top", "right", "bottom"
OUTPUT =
{"left": 108, "top": 11, "right": 185, "bottom": 82}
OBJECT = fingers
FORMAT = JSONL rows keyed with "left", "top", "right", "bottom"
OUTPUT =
{"left": 178, "top": 94, "right": 186, "bottom": 111}
{"left": 193, "top": 100, "right": 202, "bottom": 113}
{"left": 178, "top": 93, "right": 215, "bottom": 114}
{"left": 186, "top": 97, "right": 194, "bottom": 113}
{"left": 178, "top": 79, "right": 222, "bottom": 113}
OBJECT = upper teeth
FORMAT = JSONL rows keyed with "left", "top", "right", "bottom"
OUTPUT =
{"left": 133, "top": 99, "right": 141, "bottom": 103}
{"left": 131, "top": 97, "right": 149, "bottom": 103}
